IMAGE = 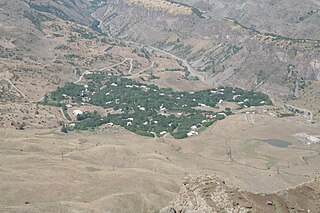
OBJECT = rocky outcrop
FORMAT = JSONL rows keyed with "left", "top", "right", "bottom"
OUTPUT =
{"left": 160, "top": 175, "right": 320, "bottom": 213}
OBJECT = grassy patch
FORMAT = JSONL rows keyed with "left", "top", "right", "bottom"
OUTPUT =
{"left": 241, "top": 139, "right": 261, "bottom": 157}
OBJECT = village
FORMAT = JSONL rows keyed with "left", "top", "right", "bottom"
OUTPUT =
{"left": 44, "top": 75, "right": 272, "bottom": 139}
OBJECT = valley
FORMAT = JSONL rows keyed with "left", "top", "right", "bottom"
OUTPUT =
{"left": 0, "top": 0, "right": 319, "bottom": 212}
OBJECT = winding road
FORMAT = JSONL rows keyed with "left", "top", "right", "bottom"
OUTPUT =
{"left": 147, "top": 46, "right": 208, "bottom": 82}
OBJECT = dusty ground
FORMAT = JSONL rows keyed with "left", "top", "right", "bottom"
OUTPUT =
{"left": 0, "top": 113, "right": 319, "bottom": 212}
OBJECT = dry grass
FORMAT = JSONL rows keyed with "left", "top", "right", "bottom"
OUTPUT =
{"left": 0, "top": 113, "right": 319, "bottom": 212}
{"left": 125, "top": 0, "right": 192, "bottom": 15}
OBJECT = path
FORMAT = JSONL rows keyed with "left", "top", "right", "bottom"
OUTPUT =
{"left": 147, "top": 46, "right": 208, "bottom": 82}
{"left": 127, "top": 58, "right": 133, "bottom": 74}
{"left": 136, "top": 61, "right": 154, "bottom": 75}
{"left": 75, "top": 57, "right": 132, "bottom": 84}
{"left": 0, "top": 77, "right": 29, "bottom": 101}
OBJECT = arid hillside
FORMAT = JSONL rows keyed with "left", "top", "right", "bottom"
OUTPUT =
{"left": 93, "top": 0, "right": 320, "bottom": 115}
{"left": 0, "top": 1, "right": 320, "bottom": 212}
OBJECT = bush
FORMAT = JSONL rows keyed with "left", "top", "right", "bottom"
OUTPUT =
{"left": 61, "top": 126, "right": 68, "bottom": 133}
{"left": 172, "top": 130, "right": 188, "bottom": 139}
{"left": 135, "top": 130, "right": 155, "bottom": 138}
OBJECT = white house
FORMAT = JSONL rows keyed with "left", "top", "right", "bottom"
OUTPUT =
{"left": 106, "top": 122, "right": 114, "bottom": 127}
{"left": 187, "top": 131, "right": 198, "bottom": 137}
{"left": 160, "top": 131, "right": 167, "bottom": 136}
{"left": 233, "top": 95, "right": 241, "bottom": 100}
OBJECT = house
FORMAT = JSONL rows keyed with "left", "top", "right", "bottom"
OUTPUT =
{"left": 106, "top": 122, "right": 114, "bottom": 127}
{"left": 138, "top": 106, "right": 146, "bottom": 111}
{"left": 233, "top": 95, "right": 241, "bottom": 100}
{"left": 307, "top": 136, "right": 320, "bottom": 144}
{"left": 187, "top": 131, "right": 198, "bottom": 137}
{"left": 111, "top": 83, "right": 118, "bottom": 87}
{"left": 160, "top": 131, "right": 167, "bottom": 136}
{"left": 127, "top": 121, "right": 132, "bottom": 126}
{"left": 191, "top": 125, "right": 197, "bottom": 131}
{"left": 201, "top": 120, "right": 207, "bottom": 124}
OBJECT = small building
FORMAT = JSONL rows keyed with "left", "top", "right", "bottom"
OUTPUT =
{"left": 106, "top": 122, "right": 114, "bottom": 127}
{"left": 160, "top": 131, "right": 167, "bottom": 136}
{"left": 187, "top": 131, "right": 198, "bottom": 137}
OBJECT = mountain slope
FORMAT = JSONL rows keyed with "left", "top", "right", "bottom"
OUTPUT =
{"left": 93, "top": 0, "right": 320, "bottom": 106}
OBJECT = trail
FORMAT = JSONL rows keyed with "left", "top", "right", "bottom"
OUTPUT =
{"left": 147, "top": 46, "right": 208, "bottom": 82}
{"left": 0, "top": 77, "right": 30, "bottom": 102}
{"left": 74, "top": 58, "right": 132, "bottom": 84}
{"left": 102, "top": 58, "right": 130, "bottom": 70}
{"left": 74, "top": 70, "right": 91, "bottom": 84}
{"left": 59, "top": 108, "right": 69, "bottom": 121}
{"left": 122, "top": 40, "right": 208, "bottom": 82}
{"left": 136, "top": 61, "right": 154, "bottom": 75}
{"left": 127, "top": 58, "right": 133, "bottom": 74}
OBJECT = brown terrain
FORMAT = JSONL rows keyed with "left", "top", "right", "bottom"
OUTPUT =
{"left": 0, "top": 0, "right": 319, "bottom": 212}
{"left": 160, "top": 175, "right": 320, "bottom": 213}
